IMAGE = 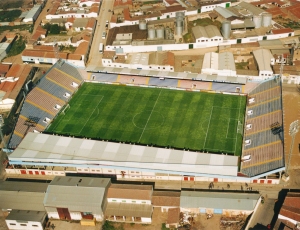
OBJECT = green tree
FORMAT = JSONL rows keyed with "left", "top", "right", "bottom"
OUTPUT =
{"left": 50, "top": 24, "right": 60, "bottom": 34}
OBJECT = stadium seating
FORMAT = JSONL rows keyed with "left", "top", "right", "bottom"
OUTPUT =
{"left": 7, "top": 60, "right": 84, "bottom": 149}
{"left": 241, "top": 77, "right": 284, "bottom": 177}
{"left": 37, "top": 78, "right": 73, "bottom": 102}
{"left": 46, "top": 68, "right": 80, "bottom": 92}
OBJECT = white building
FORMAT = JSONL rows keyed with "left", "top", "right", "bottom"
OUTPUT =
{"left": 43, "top": 176, "right": 111, "bottom": 221}
{"left": 5, "top": 210, "right": 47, "bottom": 230}
{"left": 102, "top": 51, "right": 175, "bottom": 72}
{"left": 192, "top": 25, "right": 223, "bottom": 44}
{"left": 23, "top": 5, "right": 42, "bottom": 23}
{"left": 202, "top": 52, "right": 236, "bottom": 76}
{"left": 253, "top": 49, "right": 274, "bottom": 77}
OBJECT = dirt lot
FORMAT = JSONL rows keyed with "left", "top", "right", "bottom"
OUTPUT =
{"left": 108, "top": 208, "right": 225, "bottom": 230}
{"left": 282, "top": 84, "right": 300, "bottom": 169}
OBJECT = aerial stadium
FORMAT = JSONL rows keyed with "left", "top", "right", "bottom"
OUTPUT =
{"left": 5, "top": 60, "right": 284, "bottom": 183}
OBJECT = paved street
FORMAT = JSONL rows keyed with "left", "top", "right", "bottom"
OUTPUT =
{"left": 86, "top": 0, "right": 114, "bottom": 70}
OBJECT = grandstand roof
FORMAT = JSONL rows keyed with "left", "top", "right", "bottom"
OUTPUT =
{"left": 9, "top": 132, "right": 239, "bottom": 177}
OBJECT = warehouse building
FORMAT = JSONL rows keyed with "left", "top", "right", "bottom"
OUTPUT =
{"left": 43, "top": 176, "right": 111, "bottom": 222}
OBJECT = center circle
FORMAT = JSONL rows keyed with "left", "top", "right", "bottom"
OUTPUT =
{"left": 133, "top": 111, "right": 164, "bottom": 129}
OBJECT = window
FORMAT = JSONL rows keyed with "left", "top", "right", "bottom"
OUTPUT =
{"left": 132, "top": 200, "right": 136, "bottom": 203}
{"left": 112, "top": 200, "right": 117, "bottom": 202}
{"left": 122, "top": 200, "right": 126, "bottom": 202}
{"left": 20, "top": 224, "right": 27, "bottom": 226}
{"left": 32, "top": 225, "right": 39, "bottom": 227}
{"left": 9, "top": 223, "right": 16, "bottom": 225}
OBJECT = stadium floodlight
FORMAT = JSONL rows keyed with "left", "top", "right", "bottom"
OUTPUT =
{"left": 285, "top": 120, "right": 299, "bottom": 178}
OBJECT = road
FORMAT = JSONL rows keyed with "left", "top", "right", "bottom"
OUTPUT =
{"left": 86, "top": 0, "right": 114, "bottom": 70}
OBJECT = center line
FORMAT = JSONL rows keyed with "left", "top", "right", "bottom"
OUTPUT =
{"left": 138, "top": 90, "right": 162, "bottom": 142}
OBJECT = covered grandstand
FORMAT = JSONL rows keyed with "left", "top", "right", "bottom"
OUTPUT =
{"left": 241, "top": 76, "right": 284, "bottom": 177}
{"left": 5, "top": 64, "right": 284, "bottom": 180}
{"left": 8, "top": 60, "right": 84, "bottom": 149}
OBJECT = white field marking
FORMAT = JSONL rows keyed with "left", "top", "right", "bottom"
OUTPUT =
{"left": 226, "top": 118, "right": 239, "bottom": 139}
{"left": 203, "top": 106, "right": 214, "bottom": 149}
{"left": 132, "top": 111, "right": 165, "bottom": 130}
{"left": 138, "top": 90, "right": 162, "bottom": 142}
{"left": 77, "top": 95, "right": 104, "bottom": 135}
{"left": 234, "top": 97, "right": 242, "bottom": 154}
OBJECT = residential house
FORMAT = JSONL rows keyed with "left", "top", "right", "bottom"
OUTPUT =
{"left": 166, "top": 208, "right": 180, "bottom": 229}
{"left": 105, "top": 184, "right": 153, "bottom": 224}
{"left": 5, "top": 210, "right": 47, "bottom": 230}
{"left": 152, "top": 191, "right": 180, "bottom": 212}
{"left": 275, "top": 192, "right": 300, "bottom": 229}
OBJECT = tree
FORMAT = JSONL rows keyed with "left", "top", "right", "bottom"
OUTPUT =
{"left": 50, "top": 24, "right": 60, "bottom": 34}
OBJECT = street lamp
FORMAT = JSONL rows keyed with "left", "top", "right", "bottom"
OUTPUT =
{"left": 285, "top": 120, "right": 299, "bottom": 178}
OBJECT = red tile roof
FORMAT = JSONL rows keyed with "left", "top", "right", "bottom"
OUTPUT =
{"left": 89, "top": 4, "right": 99, "bottom": 13}
{"left": 279, "top": 193, "right": 300, "bottom": 222}
{"left": 107, "top": 184, "right": 152, "bottom": 200}
{"left": 74, "top": 42, "right": 89, "bottom": 55}
{"left": 86, "top": 18, "right": 96, "bottom": 28}
{"left": 0, "top": 64, "right": 10, "bottom": 75}
{"left": 160, "top": 5, "right": 185, "bottom": 14}
{"left": 271, "top": 28, "right": 294, "bottom": 34}
{"left": 0, "top": 64, "right": 32, "bottom": 100}
{"left": 167, "top": 208, "right": 180, "bottom": 224}
{"left": 48, "top": 2, "right": 60, "bottom": 15}
{"left": 266, "top": 7, "right": 287, "bottom": 18}
{"left": 114, "top": 0, "right": 132, "bottom": 7}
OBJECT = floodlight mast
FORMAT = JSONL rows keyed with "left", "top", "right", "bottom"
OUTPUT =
{"left": 285, "top": 120, "right": 299, "bottom": 177}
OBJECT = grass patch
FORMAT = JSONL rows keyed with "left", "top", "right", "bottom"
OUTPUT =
{"left": 59, "top": 45, "right": 77, "bottom": 53}
{"left": 0, "top": 24, "right": 33, "bottom": 34}
{"left": 7, "top": 35, "right": 26, "bottom": 57}
{"left": 0, "top": 10, "right": 22, "bottom": 22}
{"left": 47, "top": 83, "right": 246, "bottom": 156}
{"left": 235, "top": 62, "right": 249, "bottom": 70}
{"left": 0, "top": 0, "right": 24, "bottom": 9}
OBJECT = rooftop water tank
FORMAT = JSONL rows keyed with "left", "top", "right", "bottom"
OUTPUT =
{"left": 262, "top": 13, "right": 272, "bottom": 27}
{"left": 156, "top": 26, "right": 164, "bottom": 39}
{"left": 148, "top": 28, "right": 156, "bottom": 39}
{"left": 252, "top": 15, "right": 262, "bottom": 29}
{"left": 175, "top": 20, "right": 183, "bottom": 35}
{"left": 139, "top": 19, "right": 147, "bottom": 30}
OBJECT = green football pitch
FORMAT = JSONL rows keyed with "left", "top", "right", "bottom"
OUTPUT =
{"left": 46, "top": 83, "right": 247, "bottom": 156}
